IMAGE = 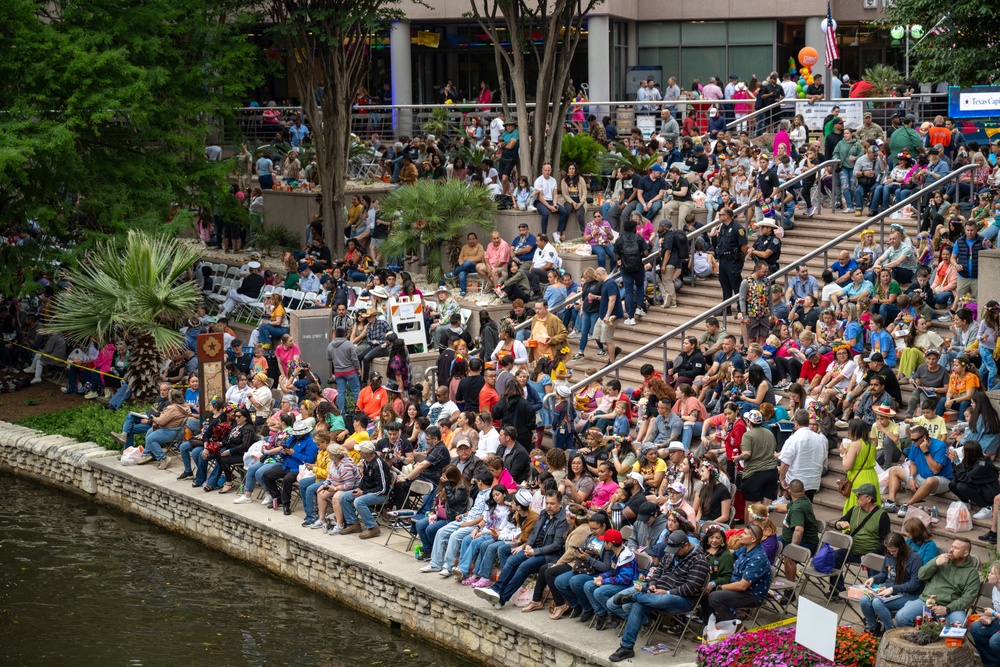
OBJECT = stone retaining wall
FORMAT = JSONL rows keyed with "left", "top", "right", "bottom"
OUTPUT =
{"left": 0, "top": 422, "right": 616, "bottom": 667}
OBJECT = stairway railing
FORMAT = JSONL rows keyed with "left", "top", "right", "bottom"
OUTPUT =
{"left": 542, "top": 162, "right": 978, "bottom": 409}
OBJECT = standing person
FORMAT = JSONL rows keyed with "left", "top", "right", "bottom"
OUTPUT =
{"left": 738, "top": 260, "right": 772, "bottom": 345}
{"left": 326, "top": 327, "right": 360, "bottom": 414}
{"left": 733, "top": 410, "right": 778, "bottom": 521}
{"left": 711, "top": 207, "right": 747, "bottom": 316}
{"left": 613, "top": 218, "right": 650, "bottom": 327}
{"left": 594, "top": 267, "right": 624, "bottom": 364}
{"left": 533, "top": 163, "right": 568, "bottom": 240}
{"left": 953, "top": 220, "right": 990, "bottom": 303}
{"left": 777, "top": 409, "right": 827, "bottom": 500}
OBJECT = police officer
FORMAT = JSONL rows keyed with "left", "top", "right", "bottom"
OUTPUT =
{"left": 711, "top": 206, "right": 747, "bottom": 315}
{"left": 749, "top": 220, "right": 782, "bottom": 275}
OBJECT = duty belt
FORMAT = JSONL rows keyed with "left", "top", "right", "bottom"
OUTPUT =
{"left": 720, "top": 251, "right": 745, "bottom": 261}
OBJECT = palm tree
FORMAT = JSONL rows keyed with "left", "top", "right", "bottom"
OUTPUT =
{"left": 46, "top": 230, "right": 202, "bottom": 401}
{"left": 379, "top": 180, "right": 497, "bottom": 282}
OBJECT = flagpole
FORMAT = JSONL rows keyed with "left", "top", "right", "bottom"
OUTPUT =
{"left": 912, "top": 15, "right": 947, "bottom": 49}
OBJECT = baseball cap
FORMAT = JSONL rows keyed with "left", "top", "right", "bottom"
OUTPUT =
{"left": 864, "top": 351, "right": 885, "bottom": 363}
{"left": 853, "top": 483, "right": 877, "bottom": 498}
{"left": 803, "top": 346, "right": 819, "bottom": 358}
{"left": 455, "top": 439, "right": 472, "bottom": 449}
{"left": 709, "top": 108, "right": 718, "bottom": 117}
{"left": 651, "top": 164, "right": 665, "bottom": 173}
{"left": 599, "top": 529, "right": 624, "bottom": 545}
{"left": 924, "top": 348, "right": 941, "bottom": 358}
{"left": 356, "top": 441, "right": 376, "bottom": 454}
{"left": 743, "top": 410, "right": 764, "bottom": 425}
{"left": 518, "top": 222, "right": 529, "bottom": 229}
{"left": 667, "top": 481, "right": 686, "bottom": 495}
{"left": 637, "top": 502, "right": 659, "bottom": 521}
{"left": 661, "top": 529, "right": 689, "bottom": 556}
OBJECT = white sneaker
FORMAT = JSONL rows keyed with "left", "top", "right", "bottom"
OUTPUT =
{"left": 327, "top": 524, "right": 342, "bottom": 535}
{"left": 552, "top": 232, "right": 561, "bottom": 243}
{"left": 309, "top": 519, "right": 326, "bottom": 529}
{"left": 635, "top": 308, "right": 646, "bottom": 317}
{"left": 420, "top": 564, "right": 440, "bottom": 573}
{"left": 624, "top": 318, "right": 636, "bottom": 326}
{"left": 260, "top": 494, "right": 273, "bottom": 506}
{"left": 233, "top": 495, "right": 253, "bottom": 504}
{"left": 974, "top": 506, "right": 993, "bottom": 520}
{"left": 438, "top": 567, "right": 452, "bottom": 577}
{"left": 30, "top": 377, "right": 42, "bottom": 384}
{"left": 936, "top": 315, "right": 952, "bottom": 323}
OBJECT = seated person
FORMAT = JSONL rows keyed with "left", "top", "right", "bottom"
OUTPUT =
{"left": 339, "top": 440, "right": 392, "bottom": 539}
{"left": 705, "top": 524, "right": 773, "bottom": 623}
{"left": 109, "top": 381, "right": 171, "bottom": 447}
{"left": 881, "top": 425, "right": 953, "bottom": 514}
{"left": 894, "top": 538, "right": 983, "bottom": 627}
{"left": 969, "top": 560, "right": 1000, "bottom": 666}
{"left": 859, "top": 532, "right": 925, "bottom": 636}
{"left": 831, "top": 484, "right": 890, "bottom": 593}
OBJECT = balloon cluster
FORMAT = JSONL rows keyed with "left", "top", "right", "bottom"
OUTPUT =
{"left": 794, "top": 46, "right": 818, "bottom": 98}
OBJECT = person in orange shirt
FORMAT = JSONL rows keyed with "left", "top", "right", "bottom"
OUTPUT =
{"left": 356, "top": 373, "right": 388, "bottom": 420}
{"left": 479, "top": 366, "right": 500, "bottom": 421}
{"left": 927, "top": 116, "right": 952, "bottom": 155}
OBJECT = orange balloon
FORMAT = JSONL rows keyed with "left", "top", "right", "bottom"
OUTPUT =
{"left": 798, "top": 47, "right": 819, "bottom": 67}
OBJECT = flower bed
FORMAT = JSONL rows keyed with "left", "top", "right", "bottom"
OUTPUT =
{"left": 696, "top": 627, "right": 877, "bottom": 667}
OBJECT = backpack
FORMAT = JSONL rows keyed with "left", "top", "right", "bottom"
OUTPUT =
{"left": 620, "top": 233, "right": 644, "bottom": 273}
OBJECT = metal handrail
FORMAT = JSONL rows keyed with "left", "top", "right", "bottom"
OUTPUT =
{"left": 541, "top": 162, "right": 978, "bottom": 409}
{"left": 512, "top": 159, "right": 839, "bottom": 335}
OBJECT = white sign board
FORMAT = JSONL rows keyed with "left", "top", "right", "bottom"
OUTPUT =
{"left": 796, "top": 100, "right": 864, "bottom": 132}
{"left": 636, "top": 115, "right": 657, "bottom": 139}
{"left": 795, "top": 597, "right": 838, "bottom": 661}
{"left": 958, "top": 92, "right": 1000, "bottom": 113}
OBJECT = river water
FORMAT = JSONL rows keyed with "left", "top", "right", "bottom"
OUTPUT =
{"left": 0, "top": 474, "right": 478, "bottom": 667}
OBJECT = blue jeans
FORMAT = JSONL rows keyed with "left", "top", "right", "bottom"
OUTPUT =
{"left": 839, "top": 169, "right": 855, "bottom": 208}
{"left": 428, "top": 521, "right": 462, "bottom": 568}
{"left": 490, "top": 551, "right": 547, "bottom": 606}
{"left": 122, "top": 413, "right": 151, "bottom": 449}
{"left": 895, "top": 599, "right": 967, "bottom": 627}
{"left": 622, "top": 270, "right": 643, "bottom": 318}
{"left": 591, "top": 245, "right": 615, "bottom": 271}
{"left": 179, "top": 441, "right": 197, "bottom": 474}
{"left": 435, "top": 524, "right": 475, "bottom": 570}
{"left": 457, "top": 534, "right": 494, "bottom": 575}
{"left": 620, "top": 592, "right": 695, "bottom": 649}
{"left": 855, "top": 183, "right": 876, "bottom": 211}
{"left": 258, "top": 323, "right": 289, "bottom": 346}
{"left": 869, "top": 185, "right": 886, "bottom": 214}
{"left": 931, "top": 290, "right": 953, "bottom": 308}
{"left": 340, "top": 492, "right": 387, "bottom": 530}
{"left": 554, "top": 571, "right": 596, "bottom": 612}
{"left": 534, "top": 200, "right": 568, "bottom": 234}
{"left": 335, "top": 373, "right": 361, "bottom": 413}
{"left": 143, "top": 427, "right": 180, "bottom": 461}
{"left": 982, "top": 223, "right": 1000, "bottom": 244}
{"left": 860, "top": 593, "right": 917, "bottom": 631}
{"left": 449, "top": 260, "right": 478, "bottom": 293}
{"left": 585, "top": 581, "right": 628, "bottom": 617}
{"left": 578, "top": 310, "right": 601, "bottom": 354}
{"left": 877, "top": 184, "right": 900, "bottom": 211}
{"left": 981, "top": 349, "right": 998, "bottom": 390}
{"left": 971, "top": 619, "right": 1000, "bottom": 667}
{"left": 415, "top": 517, "right": 447, "bottom": 553}
{"left": 108, "top": 384, "right": 131, "bottom": 410}
{"left": 475, "top": 540, "right": 510, "bottom": 580}
{"left": 681, "top": 422, "right": 703, "bottom": 450}
{"left": 243, "top": 461, "right": 280, "bottom": 494}
{"left": 301, "top": 477, "right": 325, "bottom": 522}
{"left": 635, "top": 200, "right": 662, "bottom": 220}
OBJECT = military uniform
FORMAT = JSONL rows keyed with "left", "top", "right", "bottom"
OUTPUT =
{"left": 715, "top": 220, "right": 747, "bottom": 314}
{"left": 752, "top": 232, "right": 782, "bottom": 275}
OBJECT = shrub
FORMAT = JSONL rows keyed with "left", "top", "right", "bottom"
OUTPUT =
{"left": 16, "top": 403, "right": 152, "bottom": 452}
{"left": 696, "top": 626, "right": 877, "bottom": 667}
{"left": 558, "top": 132, "right": 606, "bottom": 177}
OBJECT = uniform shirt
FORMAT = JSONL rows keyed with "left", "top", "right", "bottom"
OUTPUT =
{"left": 716, "top": 221, "right": 747, "bottom": 259}
{"left": 753, "top": 234, "right": 782, "bottom": 267}
{"left": 531, "top": 243, "right": 559, "bottom": 270}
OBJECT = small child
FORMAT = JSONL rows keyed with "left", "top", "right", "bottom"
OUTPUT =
{"left": 690, "top": 239, "right": 716, "bottom": 279}
{"left": 610, "top": 400, "right": 631, "bottom": 437}
{"left": 252, "top": 343, "right": 269, "bottom": 375}
{"left": 914, "top": 232, "right": 932, "bottom": 266}
{"left": 704, "top": 176, "right": 723, "bottom": 220}
{"left": 514, "top": 176, "right": 533, "bottom": 211}
{"left": 763, "top": 335, "right": 779, "bottom": 361}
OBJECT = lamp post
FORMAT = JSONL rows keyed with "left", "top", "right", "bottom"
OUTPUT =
{"left": 890, "top": 24, "right": 923, "bottom": 78}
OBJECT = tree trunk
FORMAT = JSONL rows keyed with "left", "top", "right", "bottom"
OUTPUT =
{"left": 127, "top": 332, "right": 163, "bottom": 402}
{"left": 875, "top": 627, "right": 977, "bottom": 667}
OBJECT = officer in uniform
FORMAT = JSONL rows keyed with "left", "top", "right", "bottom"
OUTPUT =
{"left": 712, "top": 206, "right": 747, "bottom": 315}
{"left": 749, "top": 220, "right": 782, "bottom": 276}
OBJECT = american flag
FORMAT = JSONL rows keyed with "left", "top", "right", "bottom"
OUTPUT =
{"left": 825, "top": 2, "right": 839, "bottom": 68}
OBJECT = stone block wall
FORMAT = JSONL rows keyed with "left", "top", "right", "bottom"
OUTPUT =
{"left": 0, "top": 422, "right": 604, "bottom": 667}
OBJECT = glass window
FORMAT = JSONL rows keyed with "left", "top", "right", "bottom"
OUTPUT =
{"left": 728, "top": 20, "right": 773, "bottom": 44}
{"left": 680, "top": 47, "right": 726, "bottom": 86}
{"left": 727, "top": 46, "right": 774, "bottom": 84}
{"left": 638, "top": 48, "right": 679, "bottom": 83}
{"left": 681, "top": 22, "right": 726, "bottom": 47}
{"left": 637, "top": 23, "right": 679, "bottom": 48}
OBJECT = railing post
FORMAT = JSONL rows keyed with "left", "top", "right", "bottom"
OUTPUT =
{"left": 880, "top": 218, "right": 885, "bottom": 249}
{"left": 662, "top": 340, "right": 668, "bottom": 375}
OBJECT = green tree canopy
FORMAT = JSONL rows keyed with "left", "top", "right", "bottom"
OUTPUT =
{"left": 881, "top": 0, "right": 999, "bottom": 86}
{"left": 0, "top": 0, "right": 259, "bottom": 250}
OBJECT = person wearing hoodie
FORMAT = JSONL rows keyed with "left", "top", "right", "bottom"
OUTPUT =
{"left": 260, "top": 420, "right": 319, "bottom": 515}
{"left": 586, "top": 529, "right": 639, "bottom": 630}
{"left": 137, "top": 389, "right": 193, "bottom": 469}
{"left": 326, "top": 326, "right": 360, "bottom": 414}
{"left": 853, "top": 142, "right": 881, "bottom": 217}
{"left": 888, "top": 114, "right": 924, "bottom": 168}
{"left": 948, "top": 439, "right": 1000, "bottom": 515}
{"left": 894, "top": 537, "right": 983, "bottom": 626}
{"left": 626, "top": 501, "right": 669, "bottom": 551}
{"left": 859, "top": 533, "right": 926, "bottom": 636}
{"left": 833, "top": 128, "right": 863, "bottom": 214}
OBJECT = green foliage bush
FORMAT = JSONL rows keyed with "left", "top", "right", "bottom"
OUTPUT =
{"left": 559, "top": 132, "right": 605, "bottom": 177}
{"left": 16, "top": 403, "right": 151, "bottom": 452}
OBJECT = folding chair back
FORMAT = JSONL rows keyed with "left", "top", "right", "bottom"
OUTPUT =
{"left": 644, "top": 571, "right": 711, "bottom": 651}
{"left": 634, "top": 552, "right": 652, "bottom": 572}
{"left": 619, "top": 525, "right": 633, "bottom": 543}
{"left": 801, "top": 530, "right": 853, "bottom": 603}
{"left": 383, "top": 479, "right": 434, "bottom": 548}
{"left": 860, "top": 553, "right": 884, "bottom": 577}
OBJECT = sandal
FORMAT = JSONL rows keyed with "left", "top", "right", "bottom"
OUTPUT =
{"left": 203, "top": 484, "right": 216, "bottom": 492}
{"left": 549, "top": 603, "right": 571, "bottom": 620}
{"left": 219, "top": 483, "right": 235, "bottom": 494}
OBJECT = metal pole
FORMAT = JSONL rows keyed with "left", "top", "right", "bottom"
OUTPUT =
{"left": 905, "top": 30, "right": 910, "bottom": 80}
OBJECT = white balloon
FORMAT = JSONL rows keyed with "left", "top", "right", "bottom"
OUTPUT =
{"left": 821, "top": 18, "right": 837, "bottom": 33}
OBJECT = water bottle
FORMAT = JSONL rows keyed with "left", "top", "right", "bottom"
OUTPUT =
{"left": 931, "top": 505, "right": 939, "bottom": 520}
{"left": 414, "top": 545, "right": 423, "bottom": 560}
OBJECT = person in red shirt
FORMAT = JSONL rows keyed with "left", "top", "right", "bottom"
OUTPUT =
{"left": 479, "top": 366, "right": 500, "bottom": 423}
{"left": 630, "top": 363, "right": 663, "bottom": 400}
{"left": 798, "top": 346, "right": 831, "bottom": 388}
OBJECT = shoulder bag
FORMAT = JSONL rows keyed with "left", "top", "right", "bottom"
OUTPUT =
{"left": 838, "top": 440, "right": 873, "bottom": 497}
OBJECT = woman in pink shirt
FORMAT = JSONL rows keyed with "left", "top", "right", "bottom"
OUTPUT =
{"left": 589, "top": 460, "right": 621, "bottom": 510}
{"left": 274, "top": 333, "right": 301, "bottom": 377}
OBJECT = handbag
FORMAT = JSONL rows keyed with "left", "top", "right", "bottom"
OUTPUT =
{"left": 811, "top": 542, "right": 836, "bottom": 574}
{"left": 838, "top": 441, "right": 873, "bottom": 497}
